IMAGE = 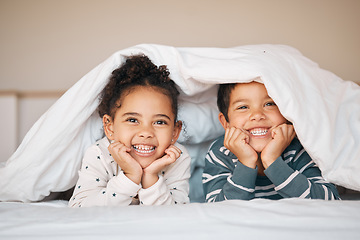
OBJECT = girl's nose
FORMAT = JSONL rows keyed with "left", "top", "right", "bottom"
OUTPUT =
{"left": 138, "top": 125, "right": 154, "bottom": 138}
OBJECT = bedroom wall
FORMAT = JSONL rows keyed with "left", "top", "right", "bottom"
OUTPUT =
{"left": 0, "top": 0, "right": 359, "bottom": 161}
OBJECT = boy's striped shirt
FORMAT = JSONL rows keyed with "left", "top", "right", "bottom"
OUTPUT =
{"left": 202, "top": 136, "right": 340, "bottom": 202}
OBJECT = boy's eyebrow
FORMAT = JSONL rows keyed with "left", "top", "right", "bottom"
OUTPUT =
{"left": 231, "top": 96, "right": 273, "bottom": 104}
{"left": 231, "top": 98, "right": 247, "bottom": 104}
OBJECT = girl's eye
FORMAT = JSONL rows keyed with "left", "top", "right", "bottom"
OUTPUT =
{"left": 126, "top": 118, "right": 138, "bottom": 123}
{"left": 154, "top": 120, "right": 167, "bottom": 125}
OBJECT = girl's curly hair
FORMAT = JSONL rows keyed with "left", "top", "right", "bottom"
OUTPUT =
{"left": 98, "top": 55, "right": 180, "bottom": 121}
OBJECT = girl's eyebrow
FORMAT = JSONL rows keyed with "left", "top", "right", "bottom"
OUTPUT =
{"left": 123, "top": 112, "right": 171, "bottom": 120}
{"left": 155, "top": 114, "right": 171, "bottom": 121}
{"left": 122, "top": 112, "right": 140, "bottom": 117}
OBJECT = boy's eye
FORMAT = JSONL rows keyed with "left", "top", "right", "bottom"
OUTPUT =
{"left": 237, "top": 105, "right": 248, "bottom": 110}
{"left": 265, "top": 102, "right": 276, "bottom": 107}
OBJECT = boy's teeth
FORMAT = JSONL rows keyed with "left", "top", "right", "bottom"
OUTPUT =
{"left": 250, "top": 129, "right": 268, "bottom": 136}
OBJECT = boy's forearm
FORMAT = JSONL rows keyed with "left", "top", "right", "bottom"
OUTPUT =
{"left": 204, "top": 162, "right": 257, "bottom": 201}
{"left": 264, "top": 158, "right": 339, "bottom": 199}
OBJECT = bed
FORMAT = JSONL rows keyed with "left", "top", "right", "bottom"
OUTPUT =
{"left": 1, "top": 44, "right": 360, "bottom": 239}
{"left": 1, "top": 199, "right": 360, "bottom": 239}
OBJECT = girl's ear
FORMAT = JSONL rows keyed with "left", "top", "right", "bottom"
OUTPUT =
{"left": 103, "top": 115, "right": 114, "bottom": 140}
{"left": 219, "top": 113, "right": 229, "bottom": 130}
{"left": 171, "top": 120, "right": 183, "bottom": 143}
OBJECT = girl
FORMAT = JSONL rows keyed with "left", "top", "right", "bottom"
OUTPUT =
{"left": 69, "top": 55, "right": 191, "bottom": 207}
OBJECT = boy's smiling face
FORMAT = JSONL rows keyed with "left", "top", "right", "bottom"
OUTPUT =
{"left": 220, "top": 81, "right": 287, "bottom": 152}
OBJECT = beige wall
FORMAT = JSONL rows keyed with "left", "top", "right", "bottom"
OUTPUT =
{"left": 0, "top": 0, "right": 359, "bottom": 92}
{"left": 0, "top": 0, "right": 359, "bottom": 160}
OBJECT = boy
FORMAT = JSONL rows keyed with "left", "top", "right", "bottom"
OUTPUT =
{"left": 202, "top": 81, "right": 340, "bottom": 201}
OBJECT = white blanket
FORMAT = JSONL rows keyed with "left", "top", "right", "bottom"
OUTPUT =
{"left": 1, "top": 44, "right": 359, "bottom": 202}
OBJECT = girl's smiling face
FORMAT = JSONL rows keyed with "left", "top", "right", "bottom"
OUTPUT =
{"left": 104, "top": 86, "right": 181, "bottom": 168}
{"left": 220, "top": 81, "right": 287, "bottom": 152}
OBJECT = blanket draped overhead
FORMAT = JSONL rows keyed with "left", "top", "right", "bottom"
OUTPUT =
{"left": 1, "top": 44, "right": 359, "bottom": 202}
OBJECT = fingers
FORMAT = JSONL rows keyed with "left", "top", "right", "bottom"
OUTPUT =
{"left": 224, "top": 127, "right": 257, "bottom": 168}
{"left": 108, "top": 140, "right": 131, "bottom": 154}
{"left": 157, "top": 145, "right": 181, "bottom": 167}
{"left": 164, "top": 145, "right": 182, "bottom": 161}
{"left": 108, "top": 140, "right": 136, "bottom": 167}
{"left": 224, "top": 127, "right": 250, "bottom": 149}
{"left": 143, "top": 145, "right": 181, "bottom": 175}
{"left": 271, "top": 123, "right": 295, "bottom": 143}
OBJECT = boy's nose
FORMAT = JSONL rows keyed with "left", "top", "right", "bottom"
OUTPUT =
{"left": 250, "top": 109, "right": 266, "bottom": 121}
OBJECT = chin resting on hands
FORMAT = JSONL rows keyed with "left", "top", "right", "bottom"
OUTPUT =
{"left": 108, "top": 140, "right": 143, "bottom": 185}
{"left": 261, "top": 123, "right": 296, "bottom": 168}
{"left": 142, "top": 144, "right": 182, "bottom": 188}
{"left": 223, "top": 127, "right": 258, "bottom": 169}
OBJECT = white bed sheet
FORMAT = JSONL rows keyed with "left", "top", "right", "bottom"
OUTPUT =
{"left": 0, "top": 199, "right": 359, "bottom": 240}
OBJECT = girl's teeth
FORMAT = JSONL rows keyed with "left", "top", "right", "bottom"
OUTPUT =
{"left": 250, "top": 129, "right": 268, "bottom": 136}
{"left": 133, "top": 145, "right": 155, "bottom": 153}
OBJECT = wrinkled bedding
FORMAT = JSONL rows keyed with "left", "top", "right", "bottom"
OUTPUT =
{"left": 0, "top": 44, "right": 359, "bottom": 202}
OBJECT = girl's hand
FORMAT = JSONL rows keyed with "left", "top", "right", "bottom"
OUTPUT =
{"left": 141, "top": 145, "right": 181, "bottom": 189}
{"left": 261, "top": 123, "right": 296, "bottom": 169}
{"left": 108, "top": 141, "right": 143, "bottom": 185}
{"left": 224, "top": 127, "right": 258, "bottom": 169}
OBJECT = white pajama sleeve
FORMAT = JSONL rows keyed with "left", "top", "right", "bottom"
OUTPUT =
{"left": 69, "top": 146, "right": 141, "bottom": 207}
{"left": 138, "top": 143, "right": 191, "bottom": 205}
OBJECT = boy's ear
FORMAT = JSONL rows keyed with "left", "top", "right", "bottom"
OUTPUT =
{"left": 103, "top": 115, "right": 114, "bottom": 140}
{"left": 219, "top": 113, "right": 229, "bottom": 129}
{"left": 171, "top": 120, "right": 183, "bottom": 143}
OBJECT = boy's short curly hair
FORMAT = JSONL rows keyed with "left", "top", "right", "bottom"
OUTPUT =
{"left": 217, "top": 83, "right": 237, "bottom": 122}
{"left": 98, "top": 54, "right": 180, "bottom": 121}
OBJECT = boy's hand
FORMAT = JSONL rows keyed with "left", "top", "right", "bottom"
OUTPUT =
{"left": 108, "top": 141, "right": 143, "bottom": 185}
{"left": 261, "top": 123, "right": 296, "bottom": 169}
{"left": 224, "top": 127, "right": 258, "bottom": 169}
{"left": 141, "top": 145, "right": 181, "bottom": 189}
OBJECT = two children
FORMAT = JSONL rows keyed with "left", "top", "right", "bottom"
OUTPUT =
{"left": 202, "top": 81, "right": 340, "bottom": 201}
{"left": 69, "top": 55, "right": 339, "bottom": 207}
{"left": 69, "top": 55, "right": 191, "bottom": 207}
